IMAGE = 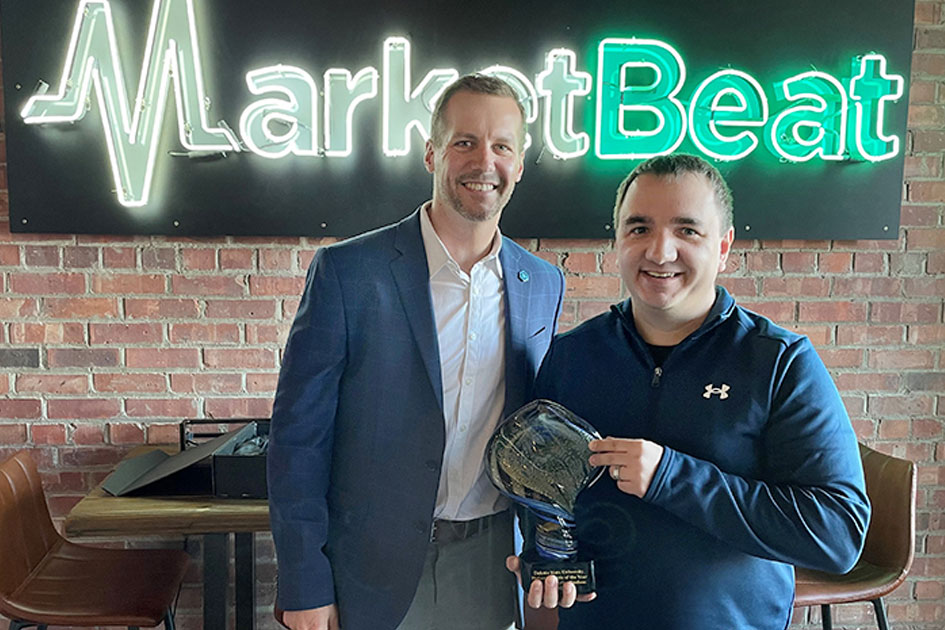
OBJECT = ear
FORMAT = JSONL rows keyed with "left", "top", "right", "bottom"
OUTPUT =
{"left": 515, "top": 150, "right": 525, "bottom": 183}
{"left": 423, "top": 139, "right": 436, "bottom": 174}
{"left": 718, "top": 226, "right": 735, "bottom": 272}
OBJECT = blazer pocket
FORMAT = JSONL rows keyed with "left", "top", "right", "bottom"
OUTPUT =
{"left": 528, "top": 326, "right": 546, "bottom": 339}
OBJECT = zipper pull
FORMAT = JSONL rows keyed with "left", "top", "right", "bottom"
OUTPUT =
{"left": 651, "top": 366, "right": 662, "bottom": 387}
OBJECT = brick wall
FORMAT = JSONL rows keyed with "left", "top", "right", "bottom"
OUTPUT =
{"left": 1, "top": 3, "right": 944, "bottom": 628}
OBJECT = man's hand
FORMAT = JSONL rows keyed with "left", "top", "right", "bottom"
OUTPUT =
{"left": 589, "top": 437, "right": 664, "bottom": 498}
{"left": 282, "top": 604, "right": 340, "bottom": 630}
{"left": 505, "top": 556, "right": 597, "bottom": 608}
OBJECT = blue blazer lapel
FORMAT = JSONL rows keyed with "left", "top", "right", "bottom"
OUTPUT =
{"left": 500, "top": 240, "right": 531, "bottom": 416}
{"left": 390, "top": 211, "right": 444, "bottom": 412}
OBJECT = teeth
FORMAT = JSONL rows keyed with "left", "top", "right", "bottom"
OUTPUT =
{"left": 464, "top": 183, "right": 495, "bottom": 191}
{"left": 646, "top": 271, "right": 677, "bottom": 278}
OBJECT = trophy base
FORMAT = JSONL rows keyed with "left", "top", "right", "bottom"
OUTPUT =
{"left": 520, "top": 548, "right": 596, "bottom": 595}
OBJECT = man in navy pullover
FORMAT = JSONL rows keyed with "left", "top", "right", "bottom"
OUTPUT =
{"left": 513, "top": 154, "right": 870, "bottom": 629}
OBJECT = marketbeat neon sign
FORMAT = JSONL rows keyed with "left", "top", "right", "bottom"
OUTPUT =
{"left": 20, "top": 0, "right": 906, "bottom": 208}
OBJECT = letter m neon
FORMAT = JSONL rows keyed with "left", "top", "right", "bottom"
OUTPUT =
{"left": 20, "top": 0, "right": 239, "bottom": 207}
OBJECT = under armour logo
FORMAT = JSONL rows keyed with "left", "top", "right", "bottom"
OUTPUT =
{"left": 703, "top": 384, "right": 730, "bottom": 399}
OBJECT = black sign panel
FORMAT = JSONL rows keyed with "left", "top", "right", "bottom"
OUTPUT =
{"left": 0, "top": 0, "right": 914, "bottom": 238}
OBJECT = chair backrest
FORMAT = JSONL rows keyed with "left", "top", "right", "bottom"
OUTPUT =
{"left": 858, "top": 443, "right": 916, "bottom": 576}
{"left": 0, "top": 452, "right": 63, "bottom": 599}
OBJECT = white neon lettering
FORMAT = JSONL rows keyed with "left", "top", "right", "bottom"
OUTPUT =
{"left": 535, "top": 49, "right": 591, "bottom": 159}
{"left": 239, "top": 65, "right": 319, "bottom": 159}
{"left": 324, "top": 67, "right": 379, "bottom": 157}
{"left": 850, "top": 54, "right": 904, "bottom": 162}
{"left": 382, "top": 37, "right": 458, "bottom": 157}
{"left": 770, "top": 71, "right": 848, "bottom": 162}
{"left": 20, "top": 0, "right": 239, "bottom": 207}
{"left": 688, "top": 70, "right": 769, "bottom": 161}
{"left": 479, "top": 65, "right": 538, "bottom": 150}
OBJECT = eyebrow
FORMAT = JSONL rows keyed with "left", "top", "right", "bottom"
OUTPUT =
{"left": 623, "top": 215, "right": 702, "bottom": 226}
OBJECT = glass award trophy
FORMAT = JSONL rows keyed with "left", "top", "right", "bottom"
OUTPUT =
{"left": 486, "top": 399, "right": 604, "bottom": 594}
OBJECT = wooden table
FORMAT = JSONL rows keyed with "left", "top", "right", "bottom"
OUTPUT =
{"left": 65, "top": 446, "right": 271, "bottom": 630}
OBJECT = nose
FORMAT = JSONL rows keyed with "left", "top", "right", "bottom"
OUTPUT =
{"left": 645, "top": 231, "right": 677, "bottom": 264}
{"left": 469, "top": 143, "right": 496, "bottom": 172}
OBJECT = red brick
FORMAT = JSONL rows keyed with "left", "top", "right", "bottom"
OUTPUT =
{"left": 102, "top": 247, "right": 137, "bottom": 268}
{"left": 908, "top": 325, "right": 945, "bottom": 344}
{"left": 832, "top": 277, "right": 901, "bottom": 297}
{"left": 247, "top": 373, "right": 279, "bottom": 393}
{"left": 815, "top": 348, "right": 863, "bottom": 368}
{"left": 44, "top": 297, "right": 119, "bottom": 319}
{"left": 840, "top": 394, "right": 865, "bottom": 416}
{"left": 0, "top": 298, "right": 39, "bottom": 318}
{"left": 169, "top": 323, "right": 240, "bottom": 344}
{"left": 912, "top": 52, "right": 945, "bottom": 76}
{"left": 868, "top": 349, "right": 936, "bottom": 369}
{"left": 913, "top": 129, "right": 945, "bottom": 152}
{"left": 30, "top": 424, "right": 68, "bottom": 445}
{"left": 533, "top": 251, "right": 558, "bottom": 267}
{"left": 141, "top": 247, "right": 176, "bottom": 270}
{"left": 576, "top": 300, "right": 613, "bottom": 322}
{"left": 780, "top": 252, "right": 815, "bottom": 273}
{"left": 90, "top": 323, "right": 163, "bottom": 344}
{"left": 10, "top": 273, "right": 85, "bottom": 294}
{"left": 220, "top": 249, "right": 255, "bottom": 269}
{"left": 905, "top": 277, "right": 945, "bottom": 297}
{"left": 834, "top": 373, "right": 900, "bottom": 392}
{"left": 798, "top": 301, "right": 867, "bottom": 322}
{"left": 23, "top": 245, "right": 61, "bottom": 267}
{"left": 283, "top": 299, "right": 301, "bottom": 319}
{"left": 171, "top": 275, "right": 245, "bottom": 296}
{"left": 40, "top": 470, "right": 88, "bottom": 493}
{"left": 47, "top": 348, "right": 119, "bottom": 368}
{"left": 563, "top": 252, "right": 598, "bottom": 273}
{"left": 929, "top": 251, "right": 945, "bottom": 273}
{"left": 94, "top": 373, "right": 167, "bottom": 393}
{"left": 249, "top": 276, "right": 306, "bottom": 296}
{"left": 746, "top": 251, "right": 780, "bottom": 272}
{"left": 739, "top": 301, "right": 795, "bottom": 324}
{"left": 9, "top": 322, "right": 85, "bottom": 344}
{"left": 852, "top": 252, "right": 885, "bottom": 273}
{"left": 868, "top": 395, "right": 935, "bottom": 416}
{"left": 47, "top": 495, "right": 84, "bottom": 518}
{"left": 126, "top": 398, "right": 198, "bottom": 418}
{"left": 915, "top": 1, "right": 940, "bottom": 24}
{"left": 0, "top": 244, "right": 20, "bottom": 266}
{"left": 914, "top": 419, "right": 943, "bottom": 439}
{"left": 836, "top": 325, "right": 904, "bottom": 346}
{"left": 540, "top": 238, "right": 611, "bottom": 251}
{"left": 91, "top": 273, "right": 166, "bottom": 294}
{"left": 915, "top": 580, "right": 945, "bottom": 601}
{"left": 909, "top": 104, "right": 945, "bottom": 128}
{"left": 203, "top": 300, "right": 277, "bottom": 319}
{"left": 16, "top": 374, "right": 89, "bottom": 395}
{"left": 564, "top": 276, "right": 622, "bottom": 299}
{"left": 832, "top": 239, "right": 901, "bottom": 252}
{"left": 72, "top": 424, "right": 105, "bottom": 444}
{"left": 125, "top": 298, "right": 200, "bottom": 319}
{"left": 722, "top": 251, "right": 743, "bottom": 274}
{"left": 186, "top": 373, "right": 243, "bottom": 394}
{"left": 204, "top": 349, "right": 277, "bottom": 369}
{"left": 910, "top": 79, "right": 938, "bottom": 103}
{"left": 204, "top": 398, "right": 273, "bottom": 418}
{"left": 871, "top": 302, "right": 941, "bottom": 323}
{"left": 297, "top": 249, "right": 318, "bottom": 271}
{"left": 910, "top": 181, "right": 945, "bottom": 203}
{"left": 717, "top": 277, "right": 757, "bottom": 297}
{"left": 59, "top": 447, "right": 126, "bottom": 468}
{"left": 786, "top": 325, "right": 831, "bottom": 346}
{"left": 181, "top": 248, "right": 217, "bottom": 271}
{"left": 761, "top": 277, "right": 829, "bottom": 297}
{"left": 47, "top": 399, "right": 121, "bottom": 419}
{"left": 600, "top": 251, "right": 619, "bottom": 274}
{"left": 108, "top": 423, "right": 146, "bottom": 444}
{"left": 0, "top": 423, "right": 27, "bottom": 444}
{"left": 245, "top": 324, "right": 289, "bottom": 345}
{"left": 889, "top": 252, "right": 928, "bottom": 275}
{"left": 899, "top": 205, "right": 941, "bottom": 227}
{"left": 905, "top": 372, "right": 945, "bottom": 391}
{"left": 125, "top": 348, "right": 201, "bottom": 368}
{"left": 169, "top": 374, "right": 195, "bottom": 393}
{"left": 62, "top": 246, "right": 99, "bottom": 268}
{"left": 147, "top": 423, "right": 180, "bottom": 445}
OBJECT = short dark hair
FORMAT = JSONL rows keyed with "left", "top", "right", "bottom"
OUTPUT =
{"left": 429, "top": 74, "right": 527, "bottom": 149}
{"left": 613, "top": 154, "right": 734, "bottom": 234}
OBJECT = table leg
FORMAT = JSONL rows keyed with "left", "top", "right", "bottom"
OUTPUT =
{"left": 235, "top": 532, "right": 257, "bottom": 630}
{"left": 204, "top": 533, "right": 229, "bottom": 630}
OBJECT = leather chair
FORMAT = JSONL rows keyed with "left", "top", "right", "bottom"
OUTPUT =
{"left": 0, "top": 451, "right": 190, "bottom": 630}
{"left": 794, "top": 443, "right": 916, "bottom": 630}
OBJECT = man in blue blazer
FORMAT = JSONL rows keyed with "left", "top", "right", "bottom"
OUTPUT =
{"left": 268, "top": 74, "right": 565, "bottom": 630}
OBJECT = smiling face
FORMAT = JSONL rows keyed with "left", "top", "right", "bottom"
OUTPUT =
{"left": 424, "top": 91, "right": 524, "bottom": 224}
{"left": 615, "top": 172, "right": 735, "bottom": 337}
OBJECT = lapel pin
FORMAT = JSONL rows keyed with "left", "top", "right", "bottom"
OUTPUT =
{"left": 517, "top": 269, "right": 530, "bottom": 283}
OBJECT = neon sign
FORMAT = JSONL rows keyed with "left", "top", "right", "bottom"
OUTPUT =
{"left": 18, "top": 0, "right": 906, "bottom": 210}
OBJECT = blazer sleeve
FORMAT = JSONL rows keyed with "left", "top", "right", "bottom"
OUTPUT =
{"left": 268, "top": 247, "right": 347, "bottom": 610}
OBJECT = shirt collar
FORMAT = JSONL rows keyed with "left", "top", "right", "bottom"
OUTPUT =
{"left": 419, "top": 202, "right": 503, "bottom": 279}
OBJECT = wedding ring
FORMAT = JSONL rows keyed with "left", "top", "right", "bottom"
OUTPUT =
{"left": 610, "top": 466, "right": 620, "bottom": 481}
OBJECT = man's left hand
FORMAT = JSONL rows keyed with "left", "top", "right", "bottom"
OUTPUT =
{"left": 588, "top": 438, "right": 664, "bottom": 498}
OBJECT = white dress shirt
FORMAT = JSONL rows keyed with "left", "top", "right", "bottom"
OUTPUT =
{"left": 419, "top": 203, "right": 509, "bottom": 521}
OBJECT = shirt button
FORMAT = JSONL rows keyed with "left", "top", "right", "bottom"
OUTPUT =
{"left": 460, "top": 425, "right": 468, "bottom": 432}
{"left": 468, "top": 332, "right": 477, "bottom": 341}
{"left": 464, "top": 378, "right": 472, "bottom": 385}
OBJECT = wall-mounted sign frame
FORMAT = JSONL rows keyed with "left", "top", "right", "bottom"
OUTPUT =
{"left": 0, "top": 0, "right": 914, "bottom": 238}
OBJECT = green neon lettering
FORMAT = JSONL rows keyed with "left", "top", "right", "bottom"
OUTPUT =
{"left": 239, "top": 66, "right": 319, "bottom": 159}
{"left": 768, "top": 72, "right": 848, "bottom": 162}
{"left": 324, "top": 67, "right": 379, "bottom": 157}
{"left": 535, "top": 49, "right": 591, "bottom": 159}
{"left": 382, "top": 37, "right": 458, "bottom": 157}
{"left": 19, "top": 0, "right": 239, "bottom": 207}
{"left": 595, "top": 38, "right": 686, "bottom": 159}
{"left": 688, "top": 70, "right": 768, "bottom": 161}
{"left": 848, "top": 54, "right": 904, "bottom": 162}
